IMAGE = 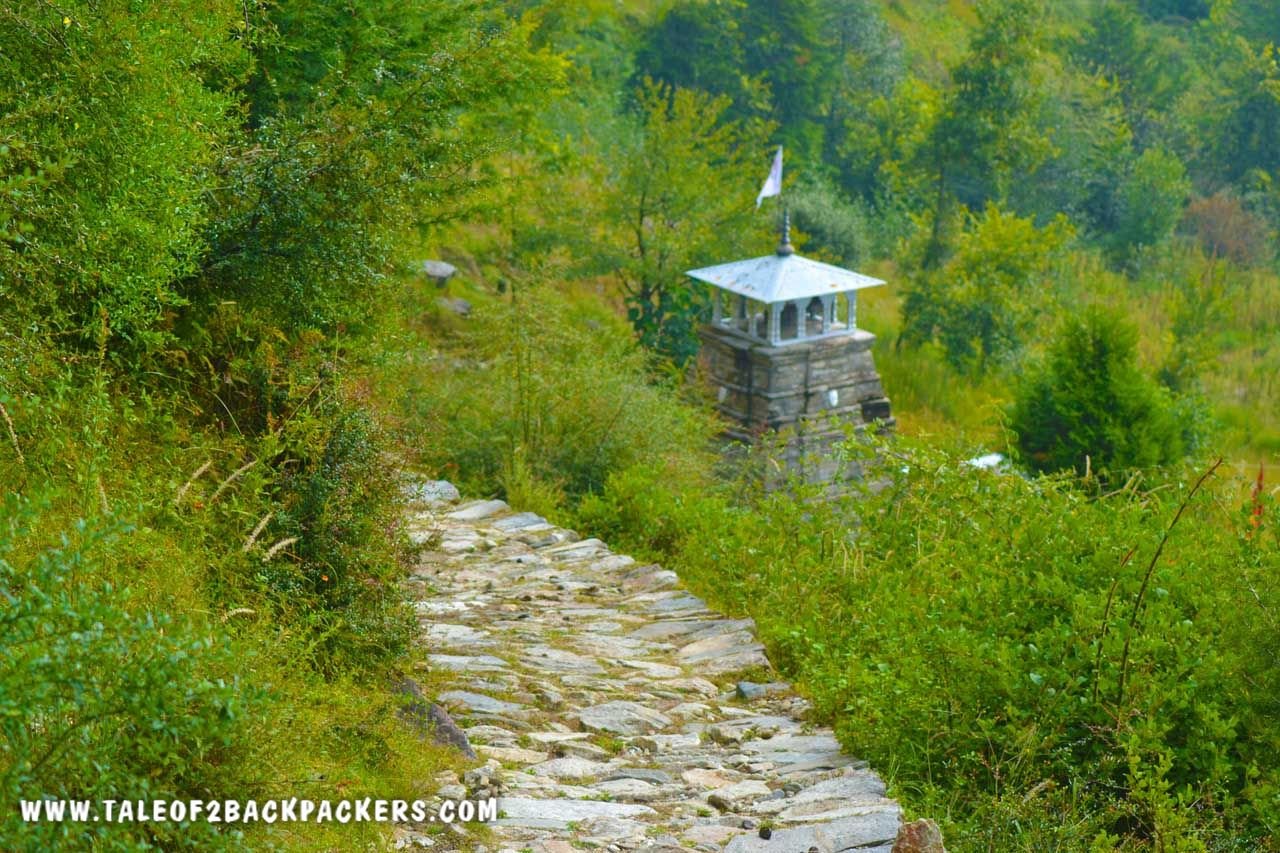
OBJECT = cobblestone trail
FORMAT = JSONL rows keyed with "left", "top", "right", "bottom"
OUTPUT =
{"left": 399, "top": 483, "right": 901, "bottom": 853}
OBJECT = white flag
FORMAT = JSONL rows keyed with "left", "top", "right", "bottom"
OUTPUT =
{"left": 756, "top": 146, "right": 782, "bottom": 208}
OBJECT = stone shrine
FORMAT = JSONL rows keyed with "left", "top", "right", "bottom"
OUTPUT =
{"left": 687, "top": 215, "right": 893, "bottom": 485}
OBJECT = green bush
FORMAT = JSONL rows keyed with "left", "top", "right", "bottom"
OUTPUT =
{"left": 580, "top": 438, "right": 1280, "bottom": 848}
{"left": 402, "top": 285, "right": 719, "bottom": 507}
{"left": 268, "top": 407, "right": 414, "bottom": 674}
{"left": 0, "top": 0, "right": 244, "bottom": 354}
{"left": 0, "top": 502, "right": 255, "bottom": 850}
{"left": 790, "top": 174, "right": 873, "bottom": 267}
{"left": 1010, "top": 306, "right": 1187, "bottom": 477}
{"left": 901, "top": 204, "right": 1072, "bottom": 372}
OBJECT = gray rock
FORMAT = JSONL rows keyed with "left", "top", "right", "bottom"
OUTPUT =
{"left": 724, "top": 811, "right": 901, "bottom": 853}
{"left": 535, "top": 686, "right": 565, "bottom": 709}
{"left": 521, "top": 645, "right": 605, "bottom": 675}
{"left": 437, "top": 296, "right": 472, "bottom": 317}
{"left": 708, "top": 715, "right": 800, "bottom": 744}
{"left": 631, "top": 618, "right": 756, "bottom": 643}
{"left": 422, "top": 623, "right": 493, "bottom": 648}
{"left": 447, "top": 499, "right": 510, "bottom": 521}
{"left": 522, "top": 529, "right": 579, "bottom": 548}
{"left": 590, "top": 778, "right": 662, "bottom": 802}
{"left": 530, "top": 757, "right": 612, "bottom": 780}
{"left": 752, "top": 772, "right": 888, "bottom": 820}
{"left": 461, "top": 725, "right": 519, "bottom": 746}
{"left": 428, "top": 654, "right": 509, "bottom": 672}
{"left": 678, "top": 630, "right": 765, "bottom": 664}
{"left": 490, "top": 511, "right": 551, "bottom": 532}
{"left": 708, "top": 780, "right": 773, "bottom": 811}
{"left": 393, "top": 678, "right": 476, "bottom": 760}
{"left": 577, "top": 701, "right": 672, "bottom": 736}
{"left": 634, "top": 733, "right": 701, "bottom": 752}
{"left": 580, "top": 815, "right": 650, "bottom": 843}
{"left": 658, "top": 677, "right": 720, "bottom": 697}
{"left": 437, "top": 691, "right": 526, "bottom": 715}
{"left": 556, "top": 739, "right": 611, "bottom": 760}
{"left": 408, "top": 480, "right": 460, "bottom": 506}
{"left": 644, "top": 592, "right": 709, "bottom": 614}
{"left": 542, "top": 538, "right": 609, "bottom": 561}
{"left": 605, "top": 767, "right": 673, "bottom": 785}
{"left": 613, "top": 658, "right": 683, "bottom": 679}
{"left": 496, "top": 797, "right": 655, "bottom": 829}
{"left": 736, "top": 681, "right": 790, "bottom": 700}
{"left": 587, "top": 554, "right": 637, "bottom": 573}
{"left": 620, "top": 565, "right": 679, "bottom": 593}
{"left": 420, "top": 259, "right": 457, "bottom": 285}
{"left": 525, "top": 731, "right": 591, "bottom": 747}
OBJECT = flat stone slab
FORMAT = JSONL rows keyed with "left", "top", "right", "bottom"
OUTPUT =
{"left": 724, "top": 810, "right": 901, "bottom": 853}
{"left": 634, "top": 733, "right": 701, "bottom": 752}
{"left": 657, "top": 677, "right": 719, "bottom": 697}
{"left": 447, "top": 499, "right": 510, "bottom": 521}
{"left": 752, "top": 772, "right": 889, "bottom": 820}
{"left": 605, "top": 767, "right": 673, "bottom": 785}
{"left": 477, "top": 745, "right": 548, "bottom": 765}
{"left": 497, "top": 797, "right": 656, "bottom": 829}
{"left": 421, "top": 622, "right": 494, "bottom": 647}
{"left": 678, "top": 630, "right": 763, "bottom": 663}
{"left": 525, "top": 731, "right": 591, "bottom": 747}
{"left": 576, "top": 701, "right": 672, "bottom": 736}
{"left": 643, "top": 592, "right": 709, "bottom": 614}
{"left": 428, "top": 654, "right": 509, "bottom": 672}
{"left": 521, "top": 645, "right": 605, "bottom": 675}
{"left": 709, "top": 780, "right": 773, "bottom": 811}
{"left": 490, "top": 512, "right": 552, "bottom": 532}
{"left": 530, "top": 757, "right": 613, "bottom": 780}
{"left": 632, "top": 618, "right": 756, "bottom": 644}
{"left": 590, "top": 778, "right": 661, "bottom": 802}
{"left": 613, "top": 658, "right": 684, "bottom": 678}
{"left": 708, "top": 715, "right": 801, "bottom": 743}
{"left": 437, "top": 690, "right": 525, "bottom": 715}
{"left": 407, "top": 480, "right": 460, "bottom": 505}
{"left": 685, "top": 823, "right": 748, "bottom": 846}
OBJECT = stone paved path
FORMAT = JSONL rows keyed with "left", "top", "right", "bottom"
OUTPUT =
{"left": 399, "top": 482, "right": 901, "bottom": 853}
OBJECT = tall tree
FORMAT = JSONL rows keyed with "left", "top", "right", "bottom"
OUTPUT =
{"left": 1010, "top": 306, "right": 1186, "bottom": 477}
{"left": 603, "top": 82, "right": 772, "bottom": 365}
{"left": 922, "top": 0, "right": 1051, "bottom": 265}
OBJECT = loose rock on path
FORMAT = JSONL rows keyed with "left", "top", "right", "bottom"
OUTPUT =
{"left": 397, "top": 482, "right": 902, "bottom": 853}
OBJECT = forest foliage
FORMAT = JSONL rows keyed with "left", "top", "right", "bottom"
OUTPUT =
{"left": 5, "top": 0, "right": 1280, "bottom": 850}
{"left": 405, "top": 0, "right": 1280, "bottom": 849}
{"left": 0, "top": 0, "right": 556, "bottom": 847}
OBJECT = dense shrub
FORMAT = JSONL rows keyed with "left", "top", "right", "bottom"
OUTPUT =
{"left": 901, "top": 204, "right": 1072, "bottom": 372}
{"left": 402, "top": 285, "right": 719, "bottom": 509}
{"left": 269, "top": 407, "right": 414, "bottom": 674}
{"left": 0, "top": 502, "right": 255, "bottom": 850}
{"left": 1182, "top": 192, "right": 1272, "bottom": 266}
{"left": 1109, "top": 146, "right": 1191, "bottom": 262}
{"left": 1010, "top": 306, "right": 1187, "bottom": 477}
{"left": 0, "top": 0, "right": 244, "bottom": 354}
{"left": 790, "top": 174, "right": 873, "bottom": 267}
{"left": 582, "top": 440, "right": 1280, "bottom": 849}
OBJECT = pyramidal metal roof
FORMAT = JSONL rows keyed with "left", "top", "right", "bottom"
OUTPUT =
{"left": 686, "top": 250, "right": 885, "bottom": 304}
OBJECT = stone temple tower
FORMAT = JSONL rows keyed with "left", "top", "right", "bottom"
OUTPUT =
{"left": 688, "top": 217, "right": 893, "bottom": 485}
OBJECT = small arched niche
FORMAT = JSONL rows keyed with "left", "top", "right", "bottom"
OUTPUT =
{"left": 780, "top": 302, "right": 799, "bottom": 340}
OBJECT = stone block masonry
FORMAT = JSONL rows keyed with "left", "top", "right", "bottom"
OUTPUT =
{"left": 699, "top": 325, "right": 893, "bottom": 488}
{"left": 395, "top": 483, "right": 915, "bottom": 853}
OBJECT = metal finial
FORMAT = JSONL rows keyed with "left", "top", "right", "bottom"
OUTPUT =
{"left": 777, "top": 206, "right": 794, "bottom": 256}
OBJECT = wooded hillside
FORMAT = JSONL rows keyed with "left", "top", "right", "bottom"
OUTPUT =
{"left": 2, "top": 1, "right": 1279, "bottom": 849}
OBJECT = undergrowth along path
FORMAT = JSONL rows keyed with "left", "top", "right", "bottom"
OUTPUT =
{"left": 398, "top": 482, "right": 901, "bottom": 853}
